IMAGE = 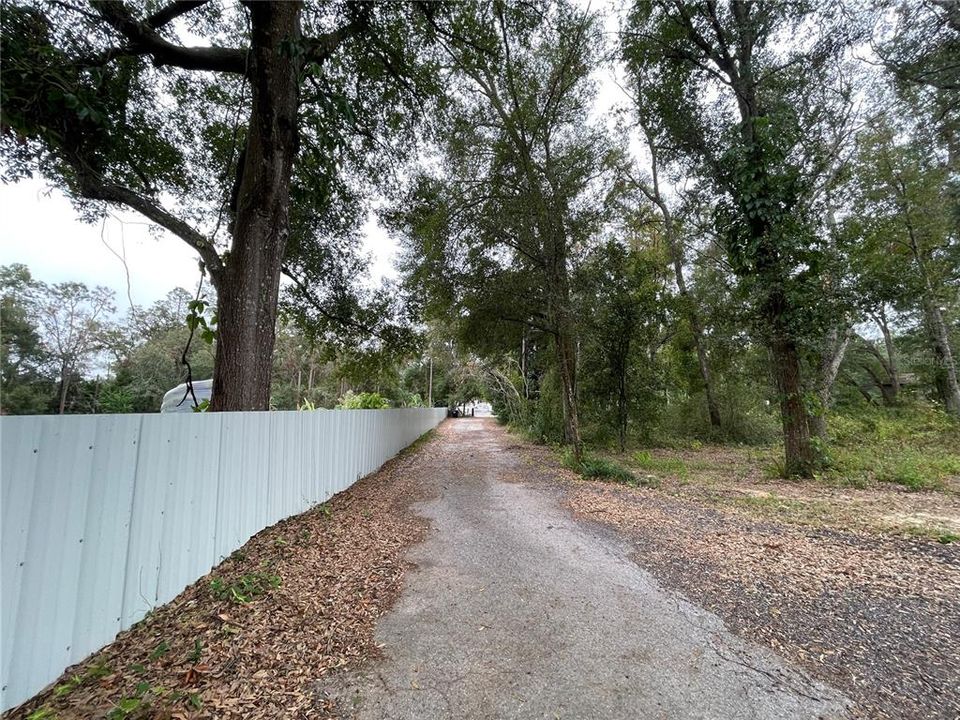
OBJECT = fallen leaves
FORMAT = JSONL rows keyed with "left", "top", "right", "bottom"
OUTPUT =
{"left": 5, "top": 428, "right": 447, "bottom": 720}
{"left": 562, "top": 472, "right": 960, "bottom": 720}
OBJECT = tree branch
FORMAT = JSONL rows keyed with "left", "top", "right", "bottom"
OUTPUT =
{"left": 303, "top": 21, "right": 365, "bottom": 65}
{"left": 145, "top": 0, "right": 209, "bottom": 30}
{"left": 76, "top": 173, "right": 223, "bottom": 277}
{"left": 90, "top": 0, "right": 247, "bottom": 74}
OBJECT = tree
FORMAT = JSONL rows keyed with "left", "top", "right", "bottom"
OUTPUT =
{"left": 574, "top": 241, "right": 665, "bottom": 451}
{"left": 846, "top": 118, "right": 960, "bottom": 414}
{"left": 28, "top": 279, "right": 116, "bottom": 413}
{"left": 1, "top": 1, "right": 438, "bottom": 410}
{"left": 1, "top": 264, "right": 55, "bottom": 414}
{"left": 621, "top": 1, "right": 860, "bottom": 475}
{"left": 394, "top": 1, "right": 611, "bottom": 460}
{"left": 620, "top": 99, "right": 722, "bottom": 428}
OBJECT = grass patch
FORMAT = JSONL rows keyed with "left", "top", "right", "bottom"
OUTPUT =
{"left": 632, "top": 450, "right": 689, "bottom": 478}
{"left": 822, "top": 405, "right": 960, "bottom": 491}
{"left": 562, "top": 449, "right": 657, "bottom": 488}
{"left": 900, "top": 525, "right": 960, "bottom": 544}
{"left": 209, "top": 571, "right": 281, "bottom": 604}
{"left": 732, "top": 494, "right": 834, "bottom": 526}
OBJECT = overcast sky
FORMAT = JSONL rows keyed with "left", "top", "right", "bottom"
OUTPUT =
{"left": 0, "top": 178, "right": 400, "bottom": 311}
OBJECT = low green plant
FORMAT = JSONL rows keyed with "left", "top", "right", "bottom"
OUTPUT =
{"left": 148, "top": 641, "right": 169, "bottom": 661}
{"left": 632, "top": 450, "right": 688, "bottom": 478}
{"left": 187, "top": 639, "right": 203, "bottom": 664}
{"left": 335, "top": 391, "right": 390, "bottom": 409}
{"left": 107, "top": 682, "right": 154, "bottom": 720}
{"left": 53, "top": 662, "right": 112, "bottom": 697}
{"left": 210, "top": 571, "right": 281, "bottom": 604}
{"left": 763, "top": 458, "right": 787, "bottom": 480}
{"left": 562, "top": 449, "right": 653, "bottom": 487}
{"left": 53, "top": 675, "right": 84, "bottom": 698}
{"left": 822, "top": 405, "right": 960, "bottom": 490}
{"left": 27, "top": 708, "right": 56, "bottom": 720}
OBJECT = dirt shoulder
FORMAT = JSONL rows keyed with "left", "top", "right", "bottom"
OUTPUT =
{"left": 515, "top": 442, "right": 960, "bottom": 720}
{"left": 624, "top": 444, "right": 960, "bottom": 541}
{"left": 4, "top": 426, "right": 446, "bottom": 720}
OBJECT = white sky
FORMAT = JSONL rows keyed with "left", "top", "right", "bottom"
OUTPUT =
{"left": 0, "top": 178, "right": 400, "bottom": 311}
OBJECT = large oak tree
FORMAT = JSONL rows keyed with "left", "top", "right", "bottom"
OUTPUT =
{"left": 1, "top": 0, "right": 437, "bottom": 410}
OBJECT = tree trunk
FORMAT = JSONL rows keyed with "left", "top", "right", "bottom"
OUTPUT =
{"left": 861, "top": 361, "right": 898, "bottom": 404}
{"left": 689, "top": 310, "right": 721, "bottom": 428}
{"left": 810, "top": 325, "right": 852, "bottom": 439}
{"left": 924, "top": 298, "right": 960, "bottom": 415}
{"left": 57, "top": 363, "right": 70, "bottom": 415}
{"left": 875, "top": 307, "right": 901, "bottom": 401}
{"left": 210, "top": 2, "right": 301, "bottom": 411}
{"left": 771, "top": 334, "right": 816, "bottom": 477}
{"left": 617, "top": 361, "right": 628, "bottom": 453}
{"left": 555, "top": 326, "right": 583, "bottom": 462}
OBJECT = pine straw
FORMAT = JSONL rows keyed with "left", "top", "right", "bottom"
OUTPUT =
{"left": 5, "top": 430, "right": 443, "bottom": 720}
{"left": 565, "top": 479, "right": 960, "bottom": 720}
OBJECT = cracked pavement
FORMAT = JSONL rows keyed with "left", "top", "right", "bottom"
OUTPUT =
{"left": 325, "top": 419, "right": 848, "bottom": 719}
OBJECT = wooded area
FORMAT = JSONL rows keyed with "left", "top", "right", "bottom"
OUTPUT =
{"left": 1, "top": 0, "right": 958, "bottom": 478}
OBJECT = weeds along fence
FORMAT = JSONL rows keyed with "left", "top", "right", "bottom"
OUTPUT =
{"left": 0, "top": 407, "right": 446, "bottom": 711}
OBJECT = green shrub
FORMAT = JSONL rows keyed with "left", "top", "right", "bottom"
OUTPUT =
{"left": 823, "top": 403, "right": 960, "bottom": 490}
{"left": 335, "top": 391, "right": 390, "bottom": 409}
{"left": 562, "top": 449, "right": 656, "bottom": 487}
{"left": 651, "top": 385, "right": 779, "bottom": 446}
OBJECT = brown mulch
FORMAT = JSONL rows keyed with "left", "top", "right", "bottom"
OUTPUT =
{"left": 4, "top": 429, "right": 444, "bottom": 720}
{"left": 535, "top": 447, "right": 960, "bottom": 720}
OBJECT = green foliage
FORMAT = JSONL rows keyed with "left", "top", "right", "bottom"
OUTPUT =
{"left": 26, "top": 708, "right": 57, "bottom": 720}
{"left": 148, "top": 641, "right": 169, "bottom": 661}
{"left": 187, "top": 640, "right": 203, "bottom": 664}
{"left": 823, "top": 404, "right": 960, "bottom": 491}
{"left": 52, "top": 662, "right": 111, "bottom": 698}
{"left": 632, "top": 451, "right": 688, "bottom": 478}
{"left": 210, "top": 571, "right": 281, "bottom": 604}
{"left": 652, "top": 384, "right": 781, "bottom": 446}
{"left": 185, "top": 297, "right": 217, "bottom": 346}
{"left": 335, "top": 390, "right": 390, "bottom": 409}
{"left": 562, "top": 449, "right": 648, "bottom": 487}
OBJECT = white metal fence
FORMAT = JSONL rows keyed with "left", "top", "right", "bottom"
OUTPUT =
{"left": 0, "top": 408, "right": 446, "bottom": 711}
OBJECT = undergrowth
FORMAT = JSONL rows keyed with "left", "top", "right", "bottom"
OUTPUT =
{"left": 561, "top": 449, "right": 657, "bottom": 488}
{"left": 821, "top": 404, "right": 960, "bottom": 491}
{"left": 632, "top": 450, "right": 689, "bottom": 478}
